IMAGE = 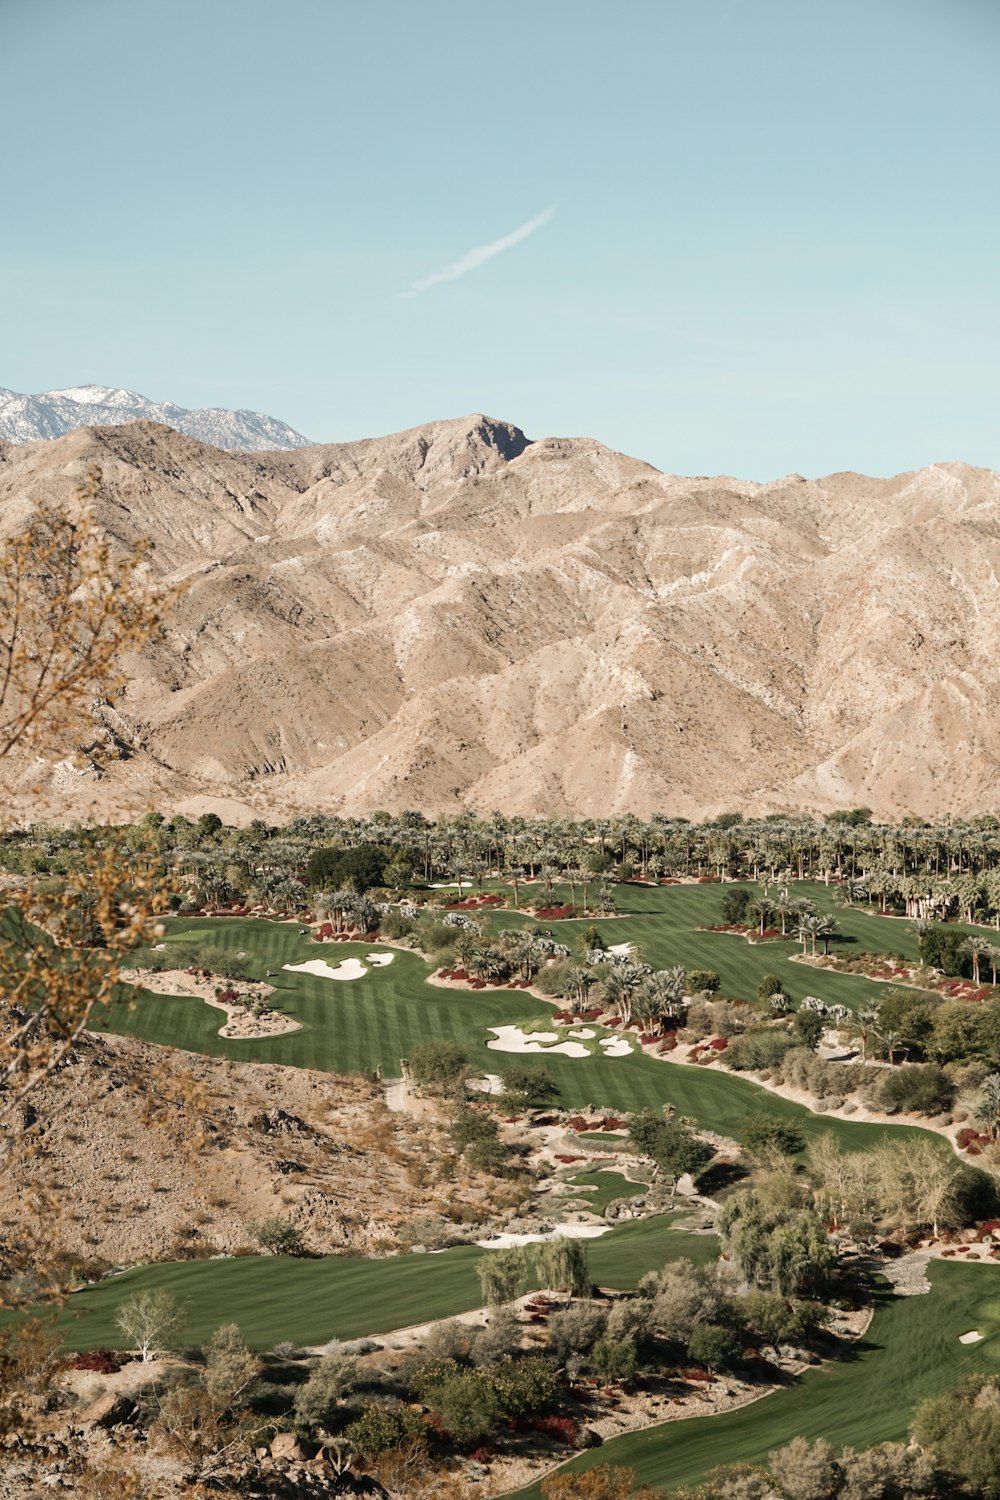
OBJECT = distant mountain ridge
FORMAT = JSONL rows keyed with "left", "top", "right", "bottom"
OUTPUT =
{"left": 0, "top": 412, "right": 997, "bottom": 825}
{"left": 0, "top": 384, "right": 312, "bottom": 450}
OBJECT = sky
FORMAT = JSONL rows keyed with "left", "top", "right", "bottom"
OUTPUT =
{"left": 3, "top": 0, "right": 999, "bottom": 478}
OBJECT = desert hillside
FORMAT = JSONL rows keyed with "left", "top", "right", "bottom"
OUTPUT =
{"left": 1, "top": 414, "right": 998, "bottom": 822}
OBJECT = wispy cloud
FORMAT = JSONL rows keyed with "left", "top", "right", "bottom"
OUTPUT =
{"left": 402, "top": 208, "right": 554, "bottom": 297}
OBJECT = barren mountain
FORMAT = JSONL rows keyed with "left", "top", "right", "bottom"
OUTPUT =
{"left": 0, "top": 413, "right": 998, "bottom": 822}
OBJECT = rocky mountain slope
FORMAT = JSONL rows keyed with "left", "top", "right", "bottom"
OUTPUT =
{"left": 0, "top": 413, "right": 997, "bottom": 821}
{"left": 0, "top": 384, "right": 311, "bottom": 449}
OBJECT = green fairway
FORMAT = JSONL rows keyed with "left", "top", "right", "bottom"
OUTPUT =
{"left": 488, "top": 880, "right": 921, "bottom": 1014}
{"left": 505, "top": 1262, "right": 1000, "bottom": 1498}
{"left": 88, "top": 914, "right": 941, "bottom": 1155}
{"left": 44, "top": 1212, "right": 716, "bottom": 1353}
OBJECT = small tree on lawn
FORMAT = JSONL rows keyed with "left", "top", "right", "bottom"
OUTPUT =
{"left": 476, "top": 1246, "right": 531, "bottom": 1307}
{"left": 251, "top": 1217, "right": 306, "bottom": 1256}
{"left": 115, "top": 1288, "right": 186, "bottom": 1363}
{"left": 535, "top": 1236, "right": 590, "bottom": 1303}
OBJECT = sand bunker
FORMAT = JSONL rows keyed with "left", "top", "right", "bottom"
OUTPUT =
{"left": 366, "top": 952, "right": 394, "bottom": 966}
{"left": 600, "top": 1035, "right": 634, "bottom": 1056}
{"left": 569, "top": 1027, "right": 597, "bottom": 1039}
{"left": 284, "top": 957, "right": 368, "bottom": 981}
{"left": 487, "top": 1025, "right": 590, "bottom": 1058}
{"left": 959, "top": 1330, "right": 985, "bottom": 1344}
{"left": 475, "top": 1222, "right": 613, "bottom": 1249}
{"left": 469, "top": 1074, "right": 505, "bottom": 1095}
{"left": 608, "top": 942, "right": 634, "bottom": 957}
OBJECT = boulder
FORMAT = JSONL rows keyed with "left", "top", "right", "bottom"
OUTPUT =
{"left": 270, "top": 1431, "right": 314, "bottom": 1463}
{"left": 79, "top": 1392, "right": 137, "bottom": 1428}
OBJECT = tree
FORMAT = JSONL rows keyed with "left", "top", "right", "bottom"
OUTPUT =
{"left": 345, "top": 1401, "right": 426, "bottom": 1460}
{"left": 686, "top": 1322, "right": 741, "bottom": 1372}
{"left": 793, "top": 1007, "right": 824, "bottom": 1050}
{"left": 535, "top": 1235, "right": 591, "bottom": 1301}
{"left": 476, "top": 1246, "right": 530, "bottom": 1307}
{"left": 201, "top": 1322, "right": 261, "bottom": 1408}
{"left": 627, "top": 1108, "right": 712, "bottom": 1187}
{"left": 740, "top": 1112, "right": 805, "bottom": 1163}
{"left": 115, "top": 1288, "right": 186, "bottom": 1363}
{"left": 408, "top": 1040, "right": 471, "bottom": 1092}
{"left": 650, "top": 1259, "right": 727, "bottom": 1343}
{"left": 498, "top": 1063, "right": 560, "bottom": 1110}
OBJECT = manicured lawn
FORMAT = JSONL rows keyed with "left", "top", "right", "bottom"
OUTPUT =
{"left": 505, "top": 1262, "right": 1000, "bottom": 1498}
{"left": 89, "top": 915, "right": 942, "bottom": 1155}
{"left": 487, "top": 880, "right": 920, "bottom": 1014}
{"left": 40, "top": 1212, "right": 716, "bottom": 1353}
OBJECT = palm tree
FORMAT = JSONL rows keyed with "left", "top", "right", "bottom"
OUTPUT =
{"left": 853, "top": 1005, "right": 882, "bottom": 1064}
{"left": 962, "top": 935, "right": 991, "bottom": 987}
{"left": 797, "top": 914, "right": 824, "bottom": 956}
{"left": 601, "top": 962, "right": 645, "bottom": 1027}
{"left": 746, "top": 897, "right": 773, "bottom": 937}
{"left": 974, "top": 1073, "right": 1000, "bottom": 1140}
{"left": 988, "top": 945, "right": 1000, "bottom": 986}
{"left": 879, "top": 1027, "right": 902, "bottom": 1066}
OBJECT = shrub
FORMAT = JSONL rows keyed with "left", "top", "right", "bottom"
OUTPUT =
{"left": 344, "top": 1400, "right": 427, "bottom": 1459}
{"left": 589, "top": 1337, "right": 637, "bottom": 1384}
{"left": 293, "top": 1345, "right": 360, "bottom": 1431}
{"left": 720, "top": 889, "right": 751, "bottom": 926}
{"left": 548, "top": 1304, "right": 607, "bottom": 1364}
{"left": 70, "top": 1348, "right": 124, "bottom": 1374}
{"left": 879, "top": 1063, "right": 955, "bottom": 1117}
{"left": 687, "top": 970, "right": 721, "bottom": 995}
{"left": 409, "top": 1041, "right": 471, "bottom": 1092}
{"left": 721, "top": 1029, "right": 797, "bottom": 1073}
{"left": 250, "top": 1217, "right": 306, "bottom": 1256}
{"left": 757, "top": 974, "right": 783, "bottom": 1002}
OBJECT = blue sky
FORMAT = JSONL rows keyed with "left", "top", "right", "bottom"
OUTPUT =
{"left": 3, "top": 0, "right": 999, "bottom": 477}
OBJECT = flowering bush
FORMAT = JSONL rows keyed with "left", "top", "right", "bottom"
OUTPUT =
{"left": 71, "top": 1348, "right": 125, "bottom": 1374}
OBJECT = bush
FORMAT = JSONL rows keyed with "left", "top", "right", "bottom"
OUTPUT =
{"left": 757, "top": 974, "right": 783, "bottom": 1002}
{"left": 548, "top": 1304, "right": 607, "bottom": 1364}
{"left": 589, "top": 1337, "right": 637, "bottom": 1384}
{"left": 740, "top": 1112, "right": 806, "bottom": 1161}
{"left": 380, "top": 911, "right": 415, "bottom": 940}
{"left": 409, "top": 1041, "right": 471, "bottom": 1092}
{"left": 344, "top": 1400, "right": 427, "bottom": 1459}
{"left": 70, "top": 1348, "right": 124, "bottom": 1374}
{"left": 687, "top": 970, "right": 720, "bottom": 995}
{"left": 721, "top": 1029, "right": 797, "bottom": 1073}
{"left": 293, "top": 1345, "right": 360, "bottom": 1432}
{"left": 878, "top": 1063, "right": 955, "bottom": 1117}
{"left": 250, "top": 1217, "right": 306, "bottom": 1256}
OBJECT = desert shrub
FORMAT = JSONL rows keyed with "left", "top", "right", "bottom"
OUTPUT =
{"left": 470, "top": 1307, "right": 522, "bottom": 1367}
{"left": 687, "top": 970, "right": 721, "bottom": 994}
{"left": 344, "top": 1400, "right": 426, "bottom": 1459}
{"left": 548, "top": 1304, "right": 607, "bottom": 1364}
{"left": 757, "top": 974, "right": 783, "bottom": 1003}
{"left": 590, "top": 1337, "right": 637, "bottom": 1383}
{"left": 380, "top": 910, "right": 415, "bottom": 940}
{"left": 450, "top": 1105, "right": 508, "bottom": 1172}
{"left": 878, "top": 1063, "right": 955, "bottom": 1117}
{"left": 768, "top": 1436, "right": 838, "bottom": 1500}
{"left": 172, "top": 943, "right": 249, "bottom": 980}
{"left": 293, "top": 1344, "right": 360, "bottom": 1432}
{"left": 734, "top": 1293, "right": 826, "bottom": 1347}
{"left": 793, "top": 1008, "right": 825, "bottom": 1050}
{"left": 250, "top": 1217, "right": 306, "bottom": 1256}
{"left": 70, "top": 1348, "right": 125, "bottom": 1374}
{"left": 423, "top": 1320, "right": 474, "bottom": 1363}
{"left": 721, "top": 1029, "right": 797, "bottom": 1073}
{"left": 605, "top": 1298, "right": 652, "bottom": 1346}
{"left": 498, "top": 1063, "right": 560, "bottom": 1109}
{"left": 201, "top": 1322, "right": 261, "bottom": 1407}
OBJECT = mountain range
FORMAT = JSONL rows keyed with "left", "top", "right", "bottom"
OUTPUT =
{"left": 0, "top": 412, "right": 997, "bottom": 824}
{"left": 0, "top": 385, "right": 312, "bottom": 450}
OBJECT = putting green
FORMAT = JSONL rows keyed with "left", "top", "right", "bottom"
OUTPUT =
{"left": 504, "top": 1262, "right": 1000, "bottom": 1498}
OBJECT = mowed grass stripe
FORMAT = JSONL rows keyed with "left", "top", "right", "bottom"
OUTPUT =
{"left": 41, "top": 1214, "right": 716, "bottom": 1353}
{"left": 504, "top": 1263, "right": 1000, "bottom": 1499}
{"left": 90, "top": 918, "right": 943, "bottom": 1154}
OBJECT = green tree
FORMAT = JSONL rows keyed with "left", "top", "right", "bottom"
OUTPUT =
{"left": 293, "top": 1344, "right": 360, "bottom": 1432}
{"left": 686, "top": 1322, "right": 741, "bottom": 1372}
{"left": 476, "top": 1246, "right": 531, "bottom": 1307}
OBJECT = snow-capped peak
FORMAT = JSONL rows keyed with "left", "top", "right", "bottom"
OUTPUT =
{"left": 0, "top": 384, "right": 313, "bottom": 451}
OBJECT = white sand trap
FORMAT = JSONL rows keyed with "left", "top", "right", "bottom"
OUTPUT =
{"left": 569, "top": 1027, "right": 597, "bottom": 1039}
{"left": 430, "top": 882, "right": 462, "bottom": 888}
{"left": 283, "top": 957, "right": 368, "bottom": 981}
{"left": 600, "top": 1035, "right": 634, "bottom": 1056}
{"left": 608, "top": 942, "right": 634, "bottom": 957}
{"left": 366, "top": 952, "right": 394, "bottom": 966}
{"left": 475, "top": 1222, "right": 613, "bottom": 1249}
{"left": 959, "top": 1330, "right": 985, "bottom": 1344}
{"left": 487, "top": 1025, "right": 590, "bottom": 1058}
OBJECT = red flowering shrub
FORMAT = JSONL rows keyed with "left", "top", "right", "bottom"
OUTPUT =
{"left": 708, "top": 1037, "right": 729, "bottom": 1052}
{"left": 71, "top": 1349, "right": 125, "bottom": 1374}
{"left": 529, "top": 1414, "right": 580, "bottom": 1444}
{"left": 957, "top": 1127, "right": 987, "bottom": 1149}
